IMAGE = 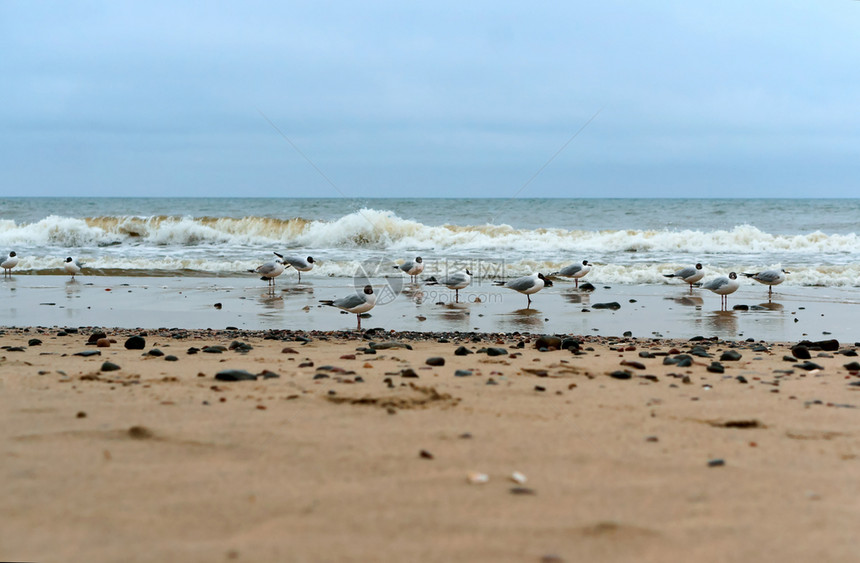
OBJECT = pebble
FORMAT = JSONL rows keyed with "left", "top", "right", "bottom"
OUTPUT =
{"left": 486, "top": 347, "right": 508, "bottom": 356}
{"left": 164, "top": 355, "right": 178, "bottom": 362}
{"left": 535, "top": 336, "right": 561, "bottom": 350}
{"left": 609, "top": 370, "right": 632, "bottom": 380}
{"left": 843, "top": 361, "right": 860, "bottom": 371}
{"left": 96, "top": 338, "right": 111, "bottom": 347}
{"left": 620, "top": 360, "right": 645, "bottom": 370}
{"left": 401, "top": 368, "right": 419, "bottom": 378}
{"left": 467, "top": 472, "right": 489, "bottom": 485}
{"left": 73, "top": 350, "right": 101, "bottom": 357}
{"left": 87, "top": 332, "right": 107, "bottom": 344}
{"left": 707, "top": 362, "right": 725, "bottom": 374}
{"left": 794, "top": 361, "right": 824, "bottom": 371}
{"left": 454, "top": 346, "right": 473, "bottom": 356}
{"left": 28, "top": 338, "right": 42, "bottom": 346}
{"left": 147, "top": 348, "right": 165, "bottom": 357}
{"left": 592, "top": 302, "right": 621, "bottom": 310}
{"left": 720, "top": 350, "right": 742, "bottom": 361}
{"left": 791, "top": 345, "right": 811, "bottom": 359}
{"left": 100, "top": 361, "right": 121, "bottom": 372}
{"left": 124, "top": 335, "right": 146, "bottom": 350}
{"left": 426, "top": 357, "right": 445, "bottom": 366}
{"left": 454, "top": 369, "right": 473, "bottom": 377}
{"left": 214, "top": 369, "right": 258, "bottom": 381}
{"left": 707, "top": 458, "right": 726, "bottom": 467}
{"left": 419, "top": 450, "right": 434, "bottom": 460}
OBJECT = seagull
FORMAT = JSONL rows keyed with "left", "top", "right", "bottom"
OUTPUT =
{"left": 664, "top": 263, "right": 704, "bottom": 293}
{"left": 394, "top": 256, "right": 424, "bottom": 282}
{"left": 743, "top": 269, "right": 789, "bottom": 298}
{"left": 553, "top": 260, "right": 592, "bottom": 288}
{"left": 320, "top": 285, "right": 376, "bottom": 330}
{"left": 425, "top": 269, "right": 471, "bottom": 303}
{"left": 275, "top": 253, "right": 315, "bottom": 281}
{"left": 2, "top": 251, "right": 18, "bottom": 277}
{"left": 494, "top": 272, "right": 553, "bottom": 307}
{"left": 249, "top": 257, "right": 285, "bottom": 287}
{"left": 63, "top": 257, "right": 84, "bottom": 279}
{"left": 702, "top": 272, "right": 739, "bottom": 310}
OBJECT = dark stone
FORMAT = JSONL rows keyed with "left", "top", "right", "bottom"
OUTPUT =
{"left": 798, "top": 339, "right": 839, "bottom": 352}
{"left": 720, "top": 350, "right": 742, "bottom": 362}
{"left": 707, "top": 362, "right": 725, "bottom": 374}
{"left": 124, "top": 335, "right": 146, "bottom": 350}
{"left": 187, "top": 347, "right": 200, "bottom": 354}
{"left": 791, "top": 345, "right": 811, "bottom": 359}
{"left": 202, "top": 346, "right": 226, "bottom": 353}
{"left": 426, "top": 357, "right": 446, "bottom": 366}
{"left": 454, "top": 369, "right": 473, "bottom": 377}
{"left": 794, "top": 361, "right": 824, "bottom": 371}
{"left": 579, "top": 282, "right": 595, "bottom": 291}
{"left": 73, "top": 350, "right": 101, "bottom": 357}
{"left": 164, "top": 355, "right": 178, "bottom": 362}
{"left": 732, "top": 304, "right": 749, "bottom": 311}
{"left": 664, "top": 355, "right": 692, "bottom": 367}
{"left": 592, "top": 302, "right": 621, "bottom": 310}
{"left": 100, "top": 361, "right": 121, "bottom": 372}
{"left": 689, "top": 346, "right": 711, "bottom": 358}
{"left": 147, "top": 348, "right": 164, "bottom": 357}
{"left": 736, "top": 376, "right": 748, "bottom": 384}
{"left": 229, "top": 341, "right": 253, "bottom": 352}
{"left": 28, "top": 338, "right": 42, "bottom": 346}
{"left": 843, "top": 361, "right": 860, "bottom": 371}
{"left": 620, "top": 360, "right": 645, "bottom": 370}
{"left": 639, "top": 351, "right": 655, "bottom": 358}
{"left": 534, "top": 385, "right": 546, "bottom": 392}
{"left": 400, "top": 368, "right": 419, "bottom": 378}
{"left": 486, "top": 347, "right": 508, "bottom": 356}
{"left": 561, "top": 338, "right": 581, "bottom": 351}
{"left": 623, "top": 330, "right": 633, "bottom": 337}
{"left": 87, "top": 332, "right": 107, "bottom": 344}
{"left": 370, "top": 341, "right": 413, "bottom": 350}
{"left": 707, "top": 459, "right": 725, "bottom": 467}
{"left": 609, "top": 370, "right": 632, "bottom": 380}
{"left": 215, "top": 369, "right": 257, "bottom": 381}
{"left": 454, "top": 346, "right": 473, "bottom": 356}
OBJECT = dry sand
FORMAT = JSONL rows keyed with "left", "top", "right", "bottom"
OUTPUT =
{"left": 1, "top": 327, "right": 859, "bottom": 562}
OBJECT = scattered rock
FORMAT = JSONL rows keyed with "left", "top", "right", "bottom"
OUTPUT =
{"left": 73, "top": 350, "right": 101, "bottom": 357}
{"left": 535, "top": 336, "right": 562, "bottom": 350}
{"left": 794, "top": 361, "right": 824, "bottom": 371}
{"left": 124, "top": 335, "right": 146, "bottom": 350}
{"left": 426, "top": 357, "right": 445, "bottom": 366}
{"left": 96, "top": 338, "right": 111, "bottom": 348}
{"left": 791, "top": 345, "right": 811, "bottom": 359}
{"left": 592, "top": 302, "right": 621, "bottom": 310}
{"left": 609, "top": 370, "right": 632, "bottom": 380}
{"left": 164, "top": 355, "right": 178, "bottom": 362}
{"left": 843, "top": 361, "right": 860, "bottom": 371}
{"left": 87, "top": 332, "right": 107, "bottom": 344}
{"left": 620, "top": 360, "right": 645, "bottom": 370}
{"left": 401, "top": 368, "right": 419, "bottom": 378}
{"left": 215, "top": 369, "right": 258, "bottom": 381}
{"left": 454, "top": 369, "right": 473, "bottom": 377}
{"left": 419, "top": 449, "right": 434, "bottom": 459}
{"left": 454, "top": 346, "right": 473, "bottom": 356}
{"left": 720, "top": 350, "right": 742, "bottom": 361}
{"left": 486, "top": 347, "right": 508, "bottom": 356}
{"left": 28, "top": 338, "right": 42, "bottom": 346}
{"left": 707, "top": 362, "right": 725, "bottom": 373}
{"left": 707, "top": 458, "right": 725, "bottom": 467}
{"left": 147, "top": 348, "right": 165, "bottom": 357}
{"left": 100, "top": 361, "right": 121, "bottom": 372}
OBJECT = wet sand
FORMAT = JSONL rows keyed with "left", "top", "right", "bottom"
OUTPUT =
{"left": 1, "top": 327, "right": 859, "bottom": 562}
{"left": 2, "top": 274, "right": 859, "bottom": 341}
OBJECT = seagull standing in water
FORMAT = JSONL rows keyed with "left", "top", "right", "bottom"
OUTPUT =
{"left": 554, "top": 260, "right": 592, "bottom": 288}
{"left": 494, "top": 272, "right": 553, "bottom": 308}
{"left": 425, "top": 269, "right": 471, "bottom": 303}
{"left": 702, "top": 272, "right": 739, "bottom": 310}
{"left": 2, "top": 251, "right": 18, "bottom": 277}
{"left": 320, "top": 285, "right": 376, "bottom": 330}
{"left": 394, "top": 256, "right": 424, "bottom": 283}
{"left": 63, "top": 257, "right": 83, "bottom": 279}
{"left": 249, "top": 256, "right": 285, "bottom": 288}
{"left": 275, "top": 253, "right": 315, "bottom": 281}
{"left": 743, "top": 269, "right": 789, "bottom": 299}
{"left": 664, "top": 263, "right": 704, "bottom": 293}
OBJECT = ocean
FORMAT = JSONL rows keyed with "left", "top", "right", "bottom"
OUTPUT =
{"left": 1, "top": 197, "right": 858, "bottom": 286}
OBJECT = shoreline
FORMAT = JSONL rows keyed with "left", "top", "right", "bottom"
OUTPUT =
{"left": 1, "top": 326, "right": 859, "bottom": 561}
{"left": 3, "top": 275, "right": 860, "bottom": 342}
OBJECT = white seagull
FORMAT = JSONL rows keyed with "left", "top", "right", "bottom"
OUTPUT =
{"left": 2, "top": 251, "right": 18, "bottom": 277}
{"left": 664, "top": 263, "right": 704, "bottom": 293}
{"left": 554, "top": 260, "right": 592, "bottom": 288}
{"left": 249, "top": 257, "right": 285, "bottom": 287}
{"left": 494, "top": 272, "right": 553, "bottom": 307}
{"left": 63, "top": 257, "right": 84, "bottom": 279}
{"left": 425, "top": 269, "right": 471, "bottom": 303}
{"left": 743, "top": 269, "right": 789, "bottom": 298}
{"left": 275, "top": 253, "right": 315, "bottom": 281}
{"left": 320, "top": 285, "right": 377, "bottom": 330}
{"left": 394, "top": 256, "right": 424, "bottom": 282}
{"left": 702, "top": 272, "right": 739, "bottom": 310}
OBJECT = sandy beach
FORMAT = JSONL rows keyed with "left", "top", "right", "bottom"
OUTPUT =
{"left": 1, "top": 326, "right": 859, "bottom": 562}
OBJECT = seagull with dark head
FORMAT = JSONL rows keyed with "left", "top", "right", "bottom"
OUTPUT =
{"left": 275, "top": 253, "right": 315, "bottom": 282}
{"left": 743, "top": 269, "right": 789, "bottom": 299}
{"left": 2, "top": 251, "right": 18, "bottom": 277}
{"left": 703, "top": 272, "right": 739, "bottom": 310}
{"left": 425, "top": 269, "right": 471, "bottom": 303}
{"left": 394, "top": 256, "right": 424, "bottom": 282}
{"left": 494, "top": 272, "right": 552, "bottom": 308}
{"left": 320, "top": 285, "right": 376, "bottom": 330}
{"left": 664, "top": 263, "right": 704, "bottom": 293}
{"left": 553, "top": 260, "right": 592, "bottom": 288}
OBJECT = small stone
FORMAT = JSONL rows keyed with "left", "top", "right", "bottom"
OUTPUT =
{"left": 282, "top": 347, "right": 299, "bottom": 354}
{"left": 87, "top": 332, "right": 107, "bottom": 344}
{"left": 147, "top": 348, "right": 165, "bottom": 357}
{"left": 720, "top": 350, "right": 742, "bottom": 361}
{"left": 707, "top": 362, "right": 725, "bottom": 374}
{"left": 76, "top": 411, "right": 87, "bottom": 418}
{"left": 486, "top": 347, "right": 508, "bottom": 356}
{"left": 791, "top": 345, "right": 811, "bottom": 359}
{"left": 100, "top": 361, "right": 121, "bottom": 372}
{"left": 124, "top": 335, "right": 146, "bottom": 350}
{"left": 454, "top": 369, "right": 473, "bottom": 377}
{"left": 707, "top": 458, "right": 725, "bottom": 467}
{"left": 509, "top": 487, "right": 536, "bottom": 495}
{"left": 620, "top": 360, "right": 645, "bottom": 370}
{"left": 843, "top": 361, "right": 860, "bottom": 371}
{"left": 794, "top": 361, "right": 824, "bottom": 371}
{"left": 426, "top": 357, "right": 445, "bottom": 366}
{"left": 73, "top": 350, "right": 101, "bottom": 357}
{"left": 96, "top": 338, "right": 111, "bottom": 348}
{"left": 592, "top": 302, "right": 621, "bottom": 310}
{"left": 401, "top": 368, "right": 419, "bottom": 378}
{"left": 28, "top": 338, "right": 42, "bottom": 346}
{"left": 214, "top": 369, "right": 258, "bottom": 381}
{"left": 609, "top": 370, "right": 632, "bottom": 380}
{"left": 454, "top": 346, "right": 473, "bottom": 356}
{"left": 164, "top": 355, "right": 178, "bottom": 362}
{"left": 419, "top": 449, "right": 434, "bottom": 459}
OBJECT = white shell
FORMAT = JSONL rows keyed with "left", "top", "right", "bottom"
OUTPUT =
{"left": 510, "top": 471, "right": 527, "bottom": 484}
{"left": 466, "top": 472, "right": 489, "bottom": 484}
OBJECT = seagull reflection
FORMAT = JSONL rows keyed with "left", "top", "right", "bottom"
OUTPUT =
{"left": 562, "top": 291, "right": 590, "bottom": 305}
{"left": 258, "top": 293, "right": 285, "bottom": 310}
{"left": 65, "top": 279, "right": 81, "bottom": 296}
{"left": 435, "top": 302, "right": 470, "bottom": 322}
{"left": 280, "top": 284, "right": 315, "bottom": 297}
{"left": 670, "top": 295, "right": 703, "bottom": 307}
{"left": 401, "top": 285, "right": 426, "bottom": 305}
{"left": 755, "top": 301, "right": 784, "bottom": 312}
{"left": 703, "top": 310, "right": 738, "bottom": 335}
{"left": 500, "top": 308, "right": 545, "bottom": 330}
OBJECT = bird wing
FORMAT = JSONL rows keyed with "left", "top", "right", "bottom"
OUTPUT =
{"left": 333, "top": 293, "right": 367, "bottom": 310}
{"left": 558, "top": 264, "right": 582, "bottom": 276}
{"left": 505, "top": 276, "right": 535, "bottom": 291}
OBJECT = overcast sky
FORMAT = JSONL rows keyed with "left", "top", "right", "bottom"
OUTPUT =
{"left": 1, "top": 1, "right": 858, "bottom": 198}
